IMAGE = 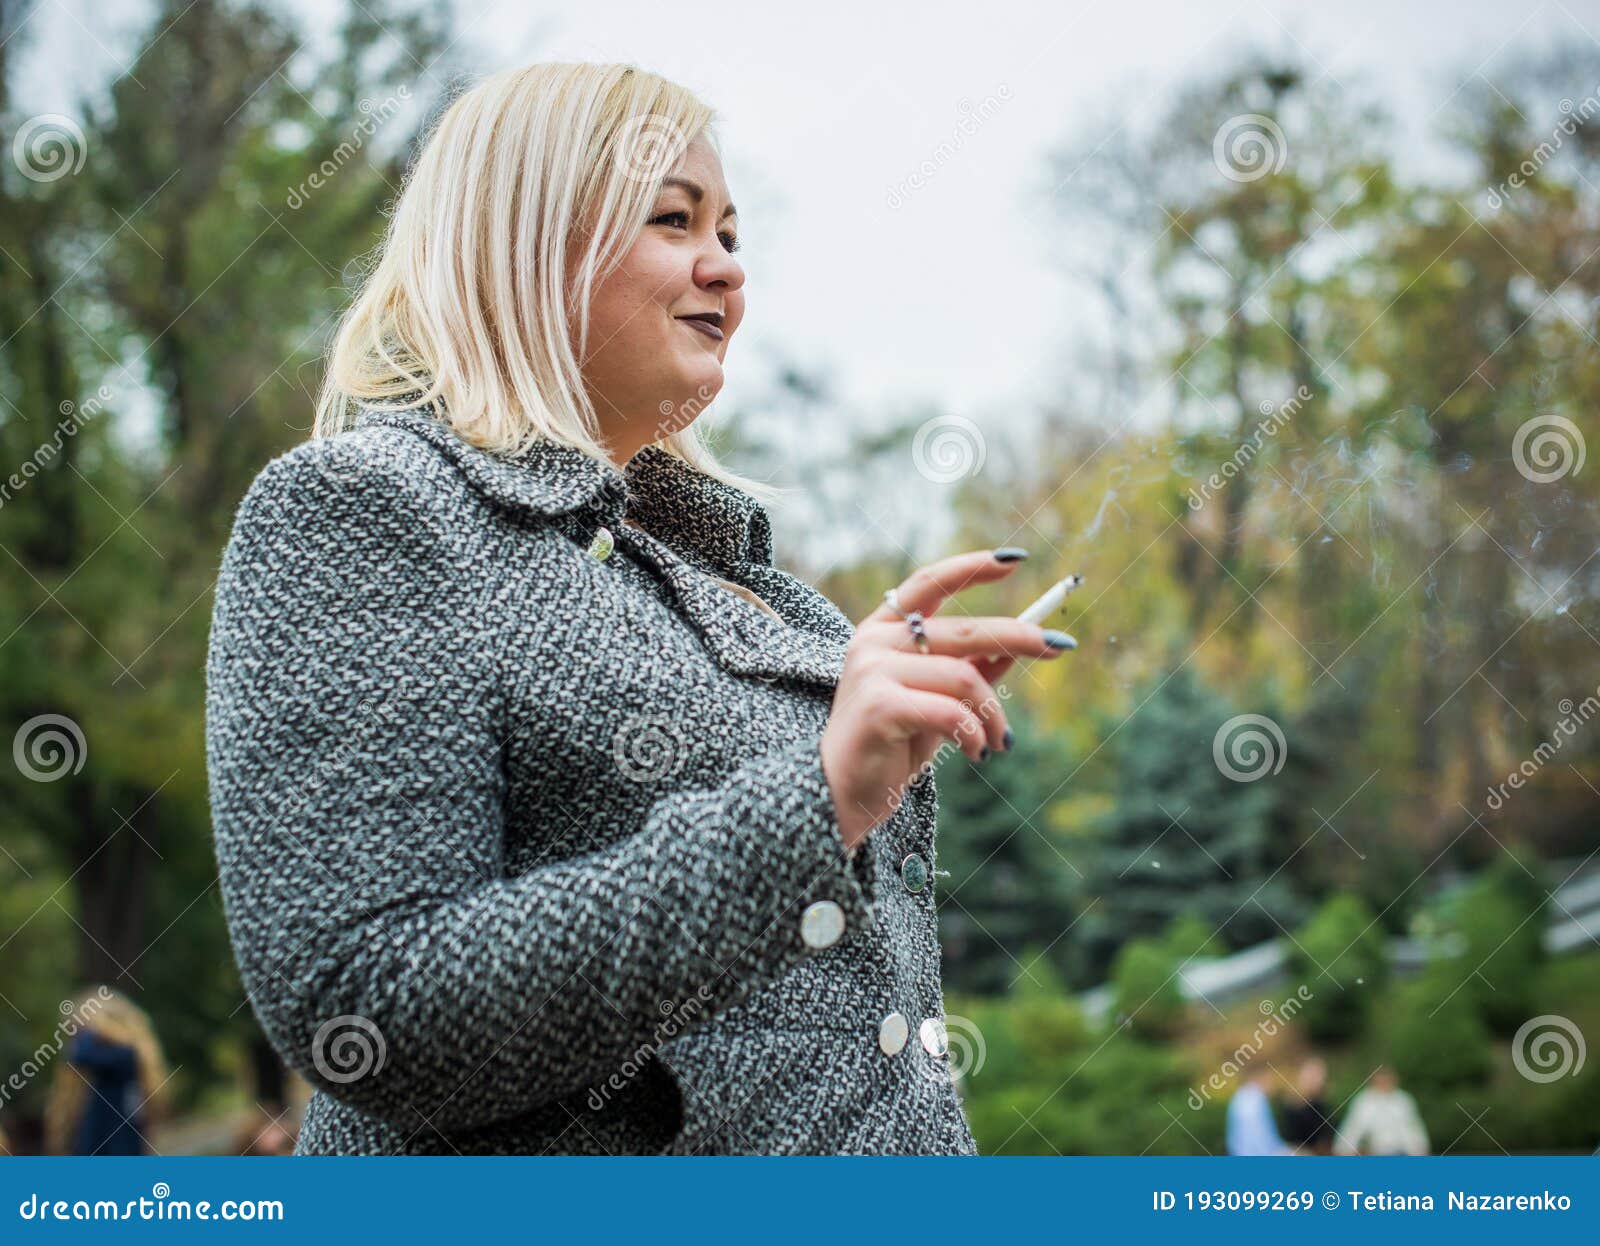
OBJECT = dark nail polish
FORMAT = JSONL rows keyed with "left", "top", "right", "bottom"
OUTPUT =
{"left": 1002, "top": 727, "right": 1015, "bottom": 751}
{"left": 1042, "top": 629, "right": 1078, "bottom": 650}
{"left": 979, "top": 746, "right": 991, "bottom": 761}
{"left": 992, "top": 547, "right": 1029, "bottom": 563}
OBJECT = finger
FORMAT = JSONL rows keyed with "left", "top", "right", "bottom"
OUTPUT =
{"left": 973, "top": 652, "right": 1017, "bottom": 685}
{"left": 864, "top": 547, "right": 1028, "bottom": 624}
{"left": 872, "top": 615, "right": 1073, "bottom": 662}
{"left": 879, "top": 685, "right": 989, "bottom": 763}
{"left": 878, "top": 654, "right": 1008, "bottom": 754}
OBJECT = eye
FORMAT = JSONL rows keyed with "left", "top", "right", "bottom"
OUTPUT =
{"left": 649, "top": 210, "right": 741, "bottom": 255}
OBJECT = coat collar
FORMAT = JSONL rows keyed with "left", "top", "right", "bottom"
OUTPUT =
{"left": 351, "top": 404, "right": 846, "bottom": 689}
{"left": 352, "top": 404, "right": 774, "bottom": 577}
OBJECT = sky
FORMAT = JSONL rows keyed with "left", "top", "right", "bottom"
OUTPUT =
{"left": 12, "top": 0, "right": 1597, "bottom": 454}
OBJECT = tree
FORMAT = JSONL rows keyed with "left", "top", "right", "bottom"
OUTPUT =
{"left": 1287, "top": 892, "right": 1388, "bottom": 1042}
{"left": 936, "top": 707, "right": 1085, "bottom": 994}
{"left": 1079, "top": 665, "right": 1301, "bottom": 979}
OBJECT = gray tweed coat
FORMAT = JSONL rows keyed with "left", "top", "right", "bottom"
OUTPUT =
{"left": 204, "top": 403, "right": 979, "bottom": 1156}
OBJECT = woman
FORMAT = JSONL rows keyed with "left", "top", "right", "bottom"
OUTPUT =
{"left": 43, "top": 990, "right": 167, "bottom": 1156}
{"left": 1280, "top": 1056, "right": 1334, "bottom": 1155}
{"left": 206, "top": 62, "right": 1072, "bottom": 1155}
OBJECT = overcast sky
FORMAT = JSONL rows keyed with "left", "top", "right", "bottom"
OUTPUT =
{"left": 13, "top": 0, "right": 1594, "bottom": 447}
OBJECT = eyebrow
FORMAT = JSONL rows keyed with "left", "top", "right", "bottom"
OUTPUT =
{"left": 660, "top": 176, "right": 738, "bottom": 221}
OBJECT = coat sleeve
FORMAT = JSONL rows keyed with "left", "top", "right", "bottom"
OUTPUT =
{"left": 205, "top": 435, "right": 878, "bottom": 1133}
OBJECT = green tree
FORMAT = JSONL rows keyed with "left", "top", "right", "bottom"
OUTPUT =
{"left": 1079, "top": 665, "right": 1301, "bottom": 978}
{"left": 1288, "top": 892, "right": 1389, "bottom": 1042}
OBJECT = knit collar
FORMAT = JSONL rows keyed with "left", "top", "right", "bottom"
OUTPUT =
{"left": 351, "top": 404, "right": 774, "bottom": 576}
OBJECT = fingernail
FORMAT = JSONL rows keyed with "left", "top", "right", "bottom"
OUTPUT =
{"left": 1042, "top": 629, "right": 1078, "bottom": 650}
{"left": 979, "top": 745, "right": 991, "bottom": 761}
{"left": 1002, "top": 727, "right": 1015, "bottom": 751}
{"left": 992, "top": 547, "right": 1029, "bottom": 563}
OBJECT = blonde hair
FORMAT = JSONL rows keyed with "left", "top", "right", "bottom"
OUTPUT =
{"left": 314, "top": 61, "right": 779, "bottom": 504}
{"left": 43, "top": 988, "right": 169, "bottom": 1155}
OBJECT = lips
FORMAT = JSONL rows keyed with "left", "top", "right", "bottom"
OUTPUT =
{"left": 675, "top": 312, "right": 725, "bottom": 341}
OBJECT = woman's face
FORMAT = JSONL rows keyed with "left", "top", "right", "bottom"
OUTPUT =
{"left": 581, "top": 133, "right": 745, "bottom": 463}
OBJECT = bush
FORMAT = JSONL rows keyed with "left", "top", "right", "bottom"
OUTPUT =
{"left": 1386, "top": 968, "right": 1494, "bottom": 1093}
{"left": 1445, "top": 852, "right": 1549, "bottom": 1035}
{"left": 1111, "top": 938, "right": 1187, "bottom": 1039}
{"left": 1288, "top": 892, "right": 1388, "bottom": 1042}
{"left": 1163, "top": 912, "right": 1223, "bottom": 963}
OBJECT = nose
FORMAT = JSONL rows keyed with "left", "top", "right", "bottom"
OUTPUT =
{"left": 695, "top": 236, "right": 744, "bottom": 294}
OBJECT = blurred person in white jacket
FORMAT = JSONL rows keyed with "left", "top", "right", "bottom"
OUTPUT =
{"left": 1334, "top": 1066, "right": 1430, "bottom": 1156}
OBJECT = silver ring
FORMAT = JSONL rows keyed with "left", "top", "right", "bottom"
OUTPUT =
{"left": 906, "top": 611, "right": 930, "bottom": 654}
{"left": 882, "top": 587, "right": 910, "bottom": 619}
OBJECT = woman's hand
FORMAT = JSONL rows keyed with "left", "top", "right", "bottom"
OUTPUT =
{"left": 819, "top": 548, "right": 1075, "bottom": 852}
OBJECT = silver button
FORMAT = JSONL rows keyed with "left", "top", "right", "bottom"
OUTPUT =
{"left": 586, "top": 525, "right": 614, "bottom": 560}
{"left": 900, "top": 852, "right": 929, "bottom": 893}
{"left": 919, "top": 1017, "right": 949, "bottom": 1057}
{"left": 878, "top": 1012, "right": 909, "bottom": 1056}
{"left": 800, "top": 900, "right": 845, "bottom": 949}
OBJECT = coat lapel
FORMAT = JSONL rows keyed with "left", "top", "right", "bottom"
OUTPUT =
{"left": 351, "top": 405, "right": 849, "bottom": 691}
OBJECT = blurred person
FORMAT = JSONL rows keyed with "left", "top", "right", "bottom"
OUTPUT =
{"left": 232, "top": 1107, "right": 296, "bottom": 1156}
{"left": 1333, "top": 1065, "right": 1430, "bottom": 1156}
{"left": 207, "top": 62, "right": 1070, "bottom": 1156}
{"left": 1281, "top": 1056, "right": 1335, "bottom": 1154}
{"left": 43, "top": 989, "right": 167, "bottom": 1157}
{"left": 1226, "top": 1067, "right": 1293, "bottom": 1156}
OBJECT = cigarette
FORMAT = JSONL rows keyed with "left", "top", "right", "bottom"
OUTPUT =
{"left": 1017, "top": 573, "right": 1083, "bottom": 625}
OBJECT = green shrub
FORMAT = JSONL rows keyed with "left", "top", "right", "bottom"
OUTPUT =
{"left": 1111, "top": 938, "right": 1187, "bottom": 1039}
{"left": 1288, "top": 892, "right": 1388, "bottom": 1042}
{"left": 1386, "top": 968, "right": 1494, "bottom": 1093}
{"left": 1164, "top": 912, "right": 1223, "bottom": 962}
{"left": 1446, "top": 853, "right": 1549, "bottom": 1036}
